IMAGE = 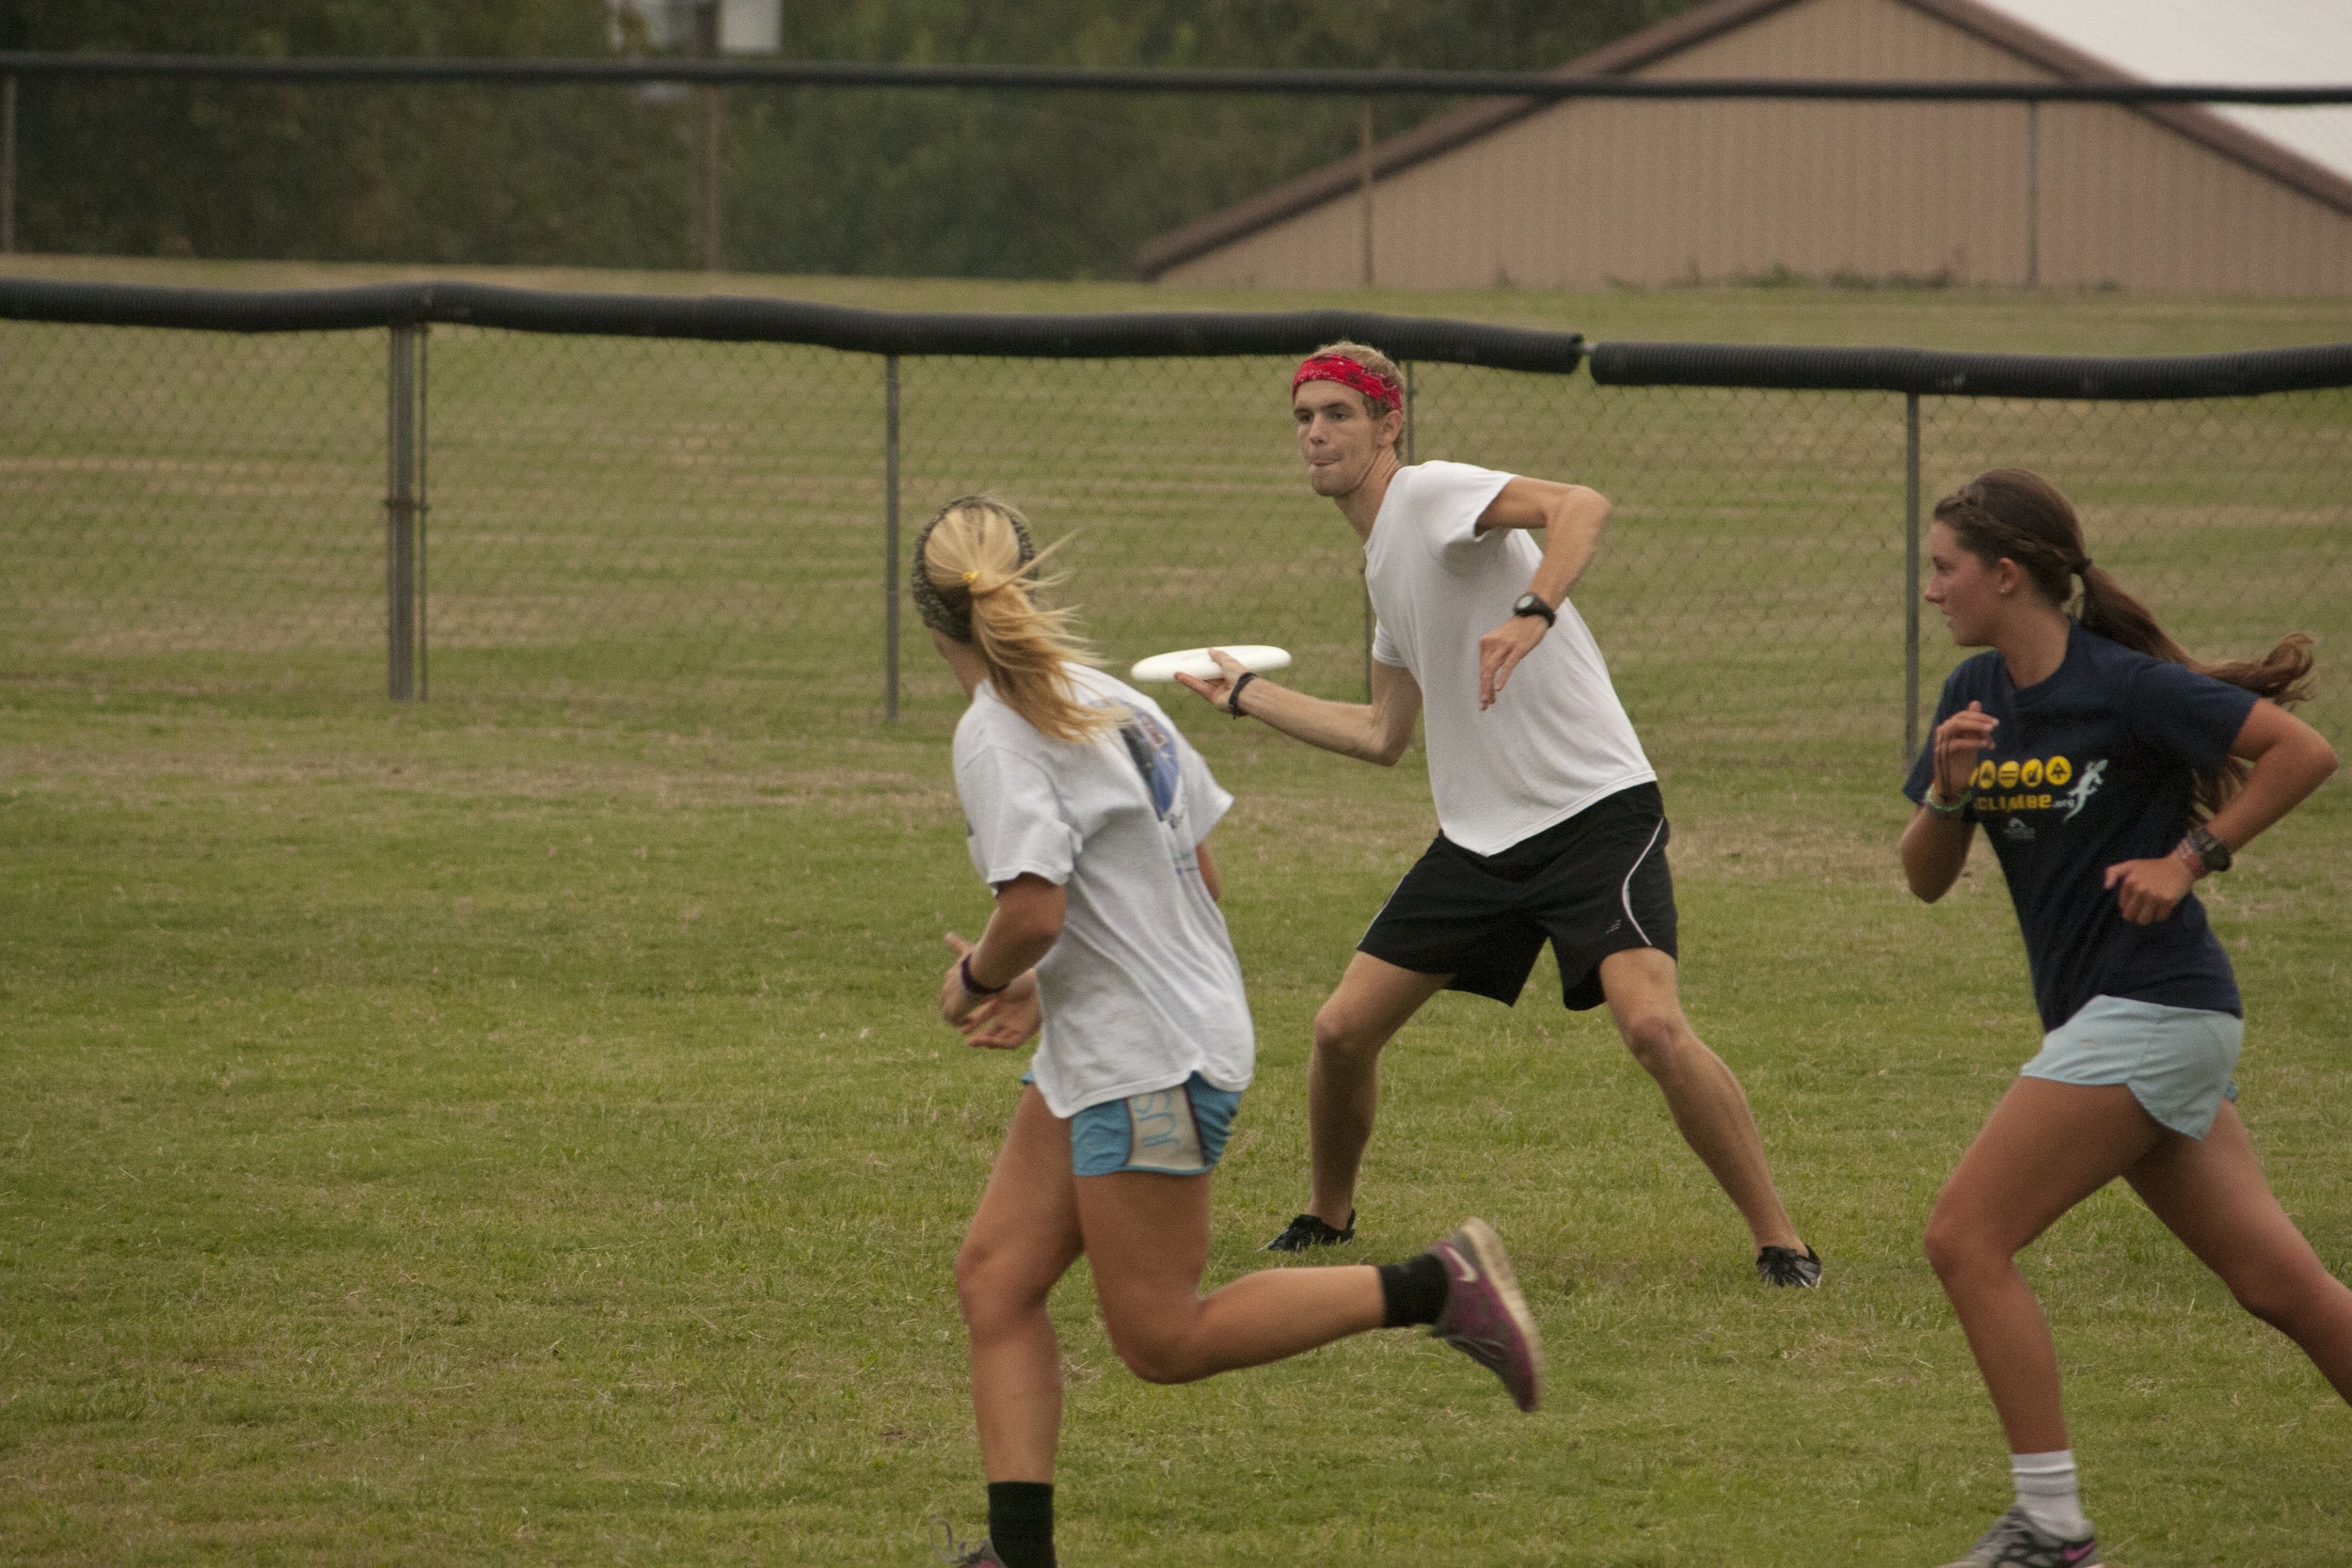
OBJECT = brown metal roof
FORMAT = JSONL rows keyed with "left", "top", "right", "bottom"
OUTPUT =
{"left": 1131, "top": 0, "right": 2352, "bottom": 279}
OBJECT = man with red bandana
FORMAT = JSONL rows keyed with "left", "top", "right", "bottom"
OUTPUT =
{"left": 1174, "top": 341, "right": 1819, "bottom": 1285}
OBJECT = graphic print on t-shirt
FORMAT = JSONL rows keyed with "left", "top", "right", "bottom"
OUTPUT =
{"left": 2057, "top": 758, "right": 2106, "bottom": 820}
{"left": 1114, "top": 703, "right": 1180, "bottom": 820}
{"left": 1970, "top": 750, "right": 2108, "bottom": 843}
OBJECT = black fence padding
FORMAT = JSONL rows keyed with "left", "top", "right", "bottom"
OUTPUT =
{"left": 1587, "top": 340, "right": 2352, "bottom": 400}
{"left": 0, "top": 277, "right": 1586, "bottom": 370}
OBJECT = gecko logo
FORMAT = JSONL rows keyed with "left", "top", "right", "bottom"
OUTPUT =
{"left": 2058, "top": 758, "right": 2107, "bottom": 821}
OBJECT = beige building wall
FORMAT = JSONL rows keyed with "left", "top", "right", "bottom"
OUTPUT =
{"left": 1155, "top": 0, "right": 2352, "bottom": 294}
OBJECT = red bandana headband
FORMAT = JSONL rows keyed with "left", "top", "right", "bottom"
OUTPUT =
{"left": 1293, "top": 354, "right": 1401, "bottom": 413}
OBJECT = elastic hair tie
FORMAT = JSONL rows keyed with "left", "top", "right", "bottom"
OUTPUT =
{"left": 961, "top": 571, "right": 979, "bottom": 583}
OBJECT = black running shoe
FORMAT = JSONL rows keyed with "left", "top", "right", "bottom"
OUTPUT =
{"left": 930, "top": 1521, "right": 1005, "bottom": 1567}
{"left": 1756, "top": 1244, "right": 1822, "bottom": 1288}
{"left": 1263, "top": 1211, "right": 1356, "bottom": 1252}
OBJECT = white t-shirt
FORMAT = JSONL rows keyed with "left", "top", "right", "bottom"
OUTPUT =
{"left": 953, "top": 663, "right": 1254, "bottom": 1118}
{"left": 1367, "top": 460, "right": 1656, "bottom": 856}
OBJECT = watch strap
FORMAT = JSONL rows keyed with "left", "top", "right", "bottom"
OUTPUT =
{"left": 2185, "top": 822, "right": 2232, "bottom": 874}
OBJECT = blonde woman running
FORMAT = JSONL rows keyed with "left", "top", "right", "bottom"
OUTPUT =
{"left": 1902, "top": 470, "right": 2349, "bottom": 1568}
{"left": 914, "top": 497, "right": 1541, "bottom": 1568}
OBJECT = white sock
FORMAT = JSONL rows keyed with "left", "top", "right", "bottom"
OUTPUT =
{"left": 2010, "top": 1449, "right": 2090, "bottom": 1539}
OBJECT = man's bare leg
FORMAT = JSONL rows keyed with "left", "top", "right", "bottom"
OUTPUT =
{"left": 1597, "top": 947, "right": 1804, "bottom": 1253}
{"left": 1304, "top": 952, "right": 1454, "bottom": 1229}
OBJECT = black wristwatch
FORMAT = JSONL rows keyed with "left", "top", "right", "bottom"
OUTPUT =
{"left": 2184, "top": 822, "right": 2233, "bottom": 875}
{"left": 1510, "top": 592, "right": 1556, "bottom": 627}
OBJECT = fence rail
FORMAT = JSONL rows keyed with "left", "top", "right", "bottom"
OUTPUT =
{"left": 6, "top": 54, "right": 2351, "bottom": 103}
{"left": 4, "top": 279, "right": 2345, "bottom": 774}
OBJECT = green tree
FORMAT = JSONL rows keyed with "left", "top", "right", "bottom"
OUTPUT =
{"left": 2, "top": 1, "right": 1700, "bottom": 276}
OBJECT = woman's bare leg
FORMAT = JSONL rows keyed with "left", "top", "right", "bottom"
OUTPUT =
{"left": 1075, "top": 1168, "right": 1385, "bottom": 1385}
{"left": 955, "top": 1086, "right": 1086, "bottom": 1481}
{"left": 1922, "top": 1078, "right": 2168, "bottom": 1452}
{"left": 2124, "top": 1099, "right": 2352, "bottom": 1402}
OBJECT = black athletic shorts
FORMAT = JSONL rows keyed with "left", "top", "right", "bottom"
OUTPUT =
{"left": 1358, "top": 782, "right": 1677, "bottom": 1011}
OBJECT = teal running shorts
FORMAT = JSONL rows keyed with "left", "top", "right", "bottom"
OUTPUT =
{"left": 2022, "top": 994, "right": 2243, "bottom": 1139}
{"left": 1067, "top": 1072, "right": 1244, "bottom": 1177}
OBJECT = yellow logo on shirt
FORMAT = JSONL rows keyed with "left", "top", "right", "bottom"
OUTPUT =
{"left": 1965, "top": 753, "right": 2075, "bottom": 815}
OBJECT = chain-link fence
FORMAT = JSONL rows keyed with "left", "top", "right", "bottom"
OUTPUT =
{"left": 4, "top": 280, "right": 2346, "bottom": 780}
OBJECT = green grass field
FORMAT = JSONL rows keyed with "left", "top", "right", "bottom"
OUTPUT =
{"left": 4, "top": 259, "right": 2350, "bottom": 1564}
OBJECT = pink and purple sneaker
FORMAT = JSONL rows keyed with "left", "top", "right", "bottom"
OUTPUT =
{"left": 1428, "top": 1218, "right": 1545, "bottom": 1413}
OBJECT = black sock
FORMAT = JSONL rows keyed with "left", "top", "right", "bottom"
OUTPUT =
{"left": 986, "top": 1481, "right": 1055, "bottom": 1568}
{"left": 1376, "top": 1251, "right": 1450, "bottom": 1328}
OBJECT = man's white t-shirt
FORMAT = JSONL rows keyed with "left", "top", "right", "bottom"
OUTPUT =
{"left": 1367, "top": 460, "right": 1656, "bottom": 856}
{"left": 953, "top": 664, "right": 1253, "bottom": 1118}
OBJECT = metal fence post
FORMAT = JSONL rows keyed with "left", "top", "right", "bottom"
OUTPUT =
{"left": 884, "top": 353, "right": 901, "bottom": 722}
{"left": 416, "top": 325, "right": 430, "bottom": 702}
{"left": 3, "top": 74, "right": 17, "bottom": 255}
{"left": 694, "top": 1, "right": 724, "bottom": 270}
{"left": 1903, "top": 391, "right": 1921, "bottom": 763}
{"left": 2025, "top": 101, "right": 2041, "bottom": 289}
{"left": 386, "top": 324, "right": 424, "bottom": 701}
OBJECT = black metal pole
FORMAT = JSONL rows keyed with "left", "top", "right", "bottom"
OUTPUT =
{"left": 693, "top": 2, "right": 723, "bottom": 272}
{"left": 2, "top": 75, "right": 17, "bottom": 255}
{"left": 3, "top": 55, "right": 2345, "bottom": 104}
{"left": 1903, "top": 391, "right": 1921, "bottom": 764}
{"left": 386, "top": 325, "right": 421, "bottom": 701}
{"left": 416, "top": 325, "right": 430, "bottom": 702}
{"left": 884, "top": 354, "right": 901, "bottom": 723}
{"left": 2026, "top": 102, "right": 2041, "bottom": 289}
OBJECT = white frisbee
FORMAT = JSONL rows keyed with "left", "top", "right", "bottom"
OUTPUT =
{"left": 1129, "top": 644, "right": 1293, "bottom": 684}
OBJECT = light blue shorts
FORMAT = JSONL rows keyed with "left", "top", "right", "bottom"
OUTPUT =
{"left": 2022, "top": 995, "right": 2243, "bottom": 1139}
{"left": 1065, "top": 1072, "right": 1245, "bottom": 1178}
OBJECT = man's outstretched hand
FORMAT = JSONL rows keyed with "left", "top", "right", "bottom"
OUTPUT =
{"left": 1477, "top": 611, "right": 1548, "bottom": 710}
{"left": 1173, "top": 648, "right": 1249, "bottom": 715}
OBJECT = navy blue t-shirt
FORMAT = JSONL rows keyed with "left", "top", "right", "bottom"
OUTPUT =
{"left": 1903, "top": 623, "right": 2257, "bottom": 1031}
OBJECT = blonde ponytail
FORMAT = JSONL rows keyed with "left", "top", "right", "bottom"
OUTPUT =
{"left": 914, "top": 497, "right": 1113, "bottom": 743}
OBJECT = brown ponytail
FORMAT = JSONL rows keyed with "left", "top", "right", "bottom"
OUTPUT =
{"left": 1934, "top": 468, "right": 2316, "bottom": 816}
{"left": 915, "top": 497, "right": 1113, "bottom": 744}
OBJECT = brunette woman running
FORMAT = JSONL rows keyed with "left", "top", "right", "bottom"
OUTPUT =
{"left": 914, "top": 497, "right": 1541, "bottom": 1568}
{"left": 1901, "top": 470, "right": 2349, "bottom": 1568}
